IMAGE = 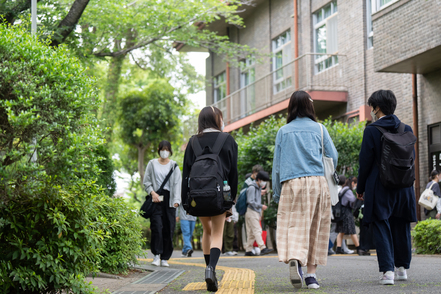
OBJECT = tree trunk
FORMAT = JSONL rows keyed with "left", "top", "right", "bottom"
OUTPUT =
{"left": 49, "top": 0, "right": 90, "bottom": 47}
{"left": 138, "top": 145, "right": 148, "bottom": 184}
{"left": 101, "top": 54, "right": 126, "bottom": 140}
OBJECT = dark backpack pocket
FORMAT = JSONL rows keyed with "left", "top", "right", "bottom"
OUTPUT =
{"left": 382, "top": 158, "right": 415, "bottom": 189}
{"left": 187, "top": 189, "right": 224, "bottom": 216}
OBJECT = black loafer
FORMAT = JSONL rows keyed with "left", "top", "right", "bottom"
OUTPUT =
{"left": 260, "top": 248, "right": 273, "bottom": 255}
{"left": 244, "top": 251, "right": 256, "bottom": 256}
{"left": 205, "top": 265, "right": 218, "bottom": 292}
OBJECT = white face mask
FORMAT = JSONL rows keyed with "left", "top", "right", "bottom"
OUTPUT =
{"left": 221, "top": 120, "right": 225, "bottom": 132}
{"left": 260, "top": 181, "right": 266, "bottom": 188}
{"left": 370, "top": 109, "right": 378, "bottom": 122}
{"left": 160, "top": 150, "right": 170, "bottom": 159}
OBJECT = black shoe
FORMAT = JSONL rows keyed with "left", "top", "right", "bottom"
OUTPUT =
{"left": 328, "top": 248, "right": 335, "bottom": 256}
{"left": 187, "top": 249, "right": 193, "bottom": 257}
{"left": 358, "top": 249, "right": 371, "bottom": 256}
{"left": 336, "top": 248, "right": 347, "bottom": 254}
{"left": 260, "top": 248, "right": 273, "bottom": 255}
{"left": 244, "top": 251, "right": 256, "bottom": 256}
{"left": 205, "top": 265, "right": 218, "bottom": 292}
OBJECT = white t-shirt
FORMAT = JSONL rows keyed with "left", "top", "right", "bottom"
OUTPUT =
{"left": 153, "top": 159, "right": 172, "bottom": 192}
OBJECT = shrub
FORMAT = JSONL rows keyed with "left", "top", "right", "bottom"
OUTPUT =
{"left": 94, "top": 145, "right": 117, "bottom": 197}
{"left": 97, "top": 197, "right": 146, "bottom": 274}
{"left": 0, "top": 23, "right": 142, "bottom": 293}
{"left": 412, "top": 219, "right": 441, "bottom": 254}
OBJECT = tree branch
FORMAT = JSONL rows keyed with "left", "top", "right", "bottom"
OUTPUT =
{"left": 49, "top": 0, "right": 90, "bottom": 47}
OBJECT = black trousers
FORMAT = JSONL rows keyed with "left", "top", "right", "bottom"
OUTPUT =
{"left": 150, "top": 190, "right": 176, "bottom": 260}
{"left": 359, "top": 222, "right": 375, "bottom": 251}
{"left": 372, "top": 216, "right": 412, "bottom": 272}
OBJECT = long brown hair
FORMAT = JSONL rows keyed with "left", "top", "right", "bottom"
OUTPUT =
{"left": 197, "top": 106, "right": 223, "bottom": 135}
{"left": 287, "top": 91, "right": 317, "bottom": 123}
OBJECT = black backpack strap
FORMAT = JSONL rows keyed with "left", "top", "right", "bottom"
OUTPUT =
{"left": 191, "top": 136, "right": 204, "bottom": 157}
{"left": 374, "top": 126, "right": 387, "bottom": 135}
{"left": 398, "top": 123, "right": 405, "bottom": 133}
{"left": 211, "top": 133, "right": 229, "bottom": 155}
{"left": 159, "top": 163, "right": 177, "bottom": 191}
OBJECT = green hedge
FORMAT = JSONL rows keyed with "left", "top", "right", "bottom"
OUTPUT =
{"left": 0, "top": 23, "right": 144, "bottom": 293}
{"left": 412, "top": 219, "right": 441, "bottom": 254}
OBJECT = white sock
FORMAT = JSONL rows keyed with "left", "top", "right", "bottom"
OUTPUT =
{"left": 304, "top": 273, "right": 317, "bottom": 279}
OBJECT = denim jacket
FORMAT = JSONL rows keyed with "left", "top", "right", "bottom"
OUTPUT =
{"left": 272, "top": 117, "right": 338, "bottom": 203}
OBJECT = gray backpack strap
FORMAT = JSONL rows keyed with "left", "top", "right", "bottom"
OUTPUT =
{"left": 191, "top": 136, "right": 203, "bottom": 157}
{"left": 398, "top": 123, "right": 405, "bottom": 133}
{"left": 212, "top": 133, "right": 229, "bottom": 155}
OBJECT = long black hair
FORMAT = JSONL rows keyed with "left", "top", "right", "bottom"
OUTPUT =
{"left": 197, "top": 106, "right": 223, "bottom": 135}
{"left": 287, "top": 91, "right": 317, "bottom": 123}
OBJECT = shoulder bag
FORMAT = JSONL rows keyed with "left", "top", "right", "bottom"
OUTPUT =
{"left": 140, "top": 163, "right": 177, "bottom": 219}
{"left": 320, "top": 124, "right": 339, "bottom": 206}
{"left": 418, "top": 182, "right": 439, "bottom": 210}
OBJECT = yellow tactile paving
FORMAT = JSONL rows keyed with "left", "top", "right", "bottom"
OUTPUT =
{"left": 138, "top": 258, "right": 255, "bottom": 293}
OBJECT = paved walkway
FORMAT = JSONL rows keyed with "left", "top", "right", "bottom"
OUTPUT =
{"left": 108, "top": 250, "right": 441, "bottom": 293}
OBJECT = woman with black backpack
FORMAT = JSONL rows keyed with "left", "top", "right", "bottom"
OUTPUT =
{"left": 335, "top": 177, "right": 360, "bottom": 254}
{"left": 181, "top": 106, "right": 238, "bottom": 292}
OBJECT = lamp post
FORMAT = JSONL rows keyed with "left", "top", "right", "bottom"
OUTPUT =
{"left": 31, "top": 0, "right": 37, "bottom": 163}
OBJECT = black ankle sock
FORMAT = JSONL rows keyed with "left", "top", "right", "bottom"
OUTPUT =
{"left": 204, "top": 254, "right": 210, "bottom": 266}
{"left": 208, "top": 248, "right": 221, "bottom": 271}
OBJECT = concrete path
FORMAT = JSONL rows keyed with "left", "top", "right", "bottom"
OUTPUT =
{"left": 136, "top": 250, "right": 441, "bottom": 294}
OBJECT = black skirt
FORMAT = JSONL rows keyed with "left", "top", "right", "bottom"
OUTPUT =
{"left": 335, "top": 206, "right": 356, "bottom": 235}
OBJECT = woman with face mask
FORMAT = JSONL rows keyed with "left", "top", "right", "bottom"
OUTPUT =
{"left": 143, "top": 140, "right": 182, "bottom": 267}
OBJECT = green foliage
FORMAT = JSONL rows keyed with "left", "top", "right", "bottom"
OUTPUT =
{"left": 0, "top": 23, "right": 144, "bottom": 293}
{"left": 234, "top": 115, "right": 285, "bottom": 228}
{"left": 322, "top": 118, "right": 365, "bottom": 177}
{"left": 94, "top": 145, "right": 117, "bottom": 197}
{"left": 97, "top": 197, "right": 146, "bottom": 274}
{"left": 412, "top": 219, "right": 441, "bottom": 254}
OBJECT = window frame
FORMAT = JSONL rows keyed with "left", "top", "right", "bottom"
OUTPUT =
{"left": 366, "top": 0, "right": 374, "bottom": 49}
{"left": 313, "top": 1, "right": 338, "bottom": 73}
{"left": 272, "top": 29, "right": 292, "bottom": 93}
{"left": 213, "top": 71, "right": 226, "bottom": 103}
{"left": 371, "top": 0, "right": 399, "bottom": 13}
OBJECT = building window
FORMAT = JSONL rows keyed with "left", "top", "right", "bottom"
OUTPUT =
{"left": 240, "top": 57, "right": 255, "bottom": 117}
{"left": 213, "top": 71, "right": 226, "bottom": 103}
{"left": 272, "top": 30, "right": 292, "bottom": 93}
{"left": 313, "top": 1, "right": 338, "bottom": 73}
{"left": 371, "top": 0, "right": 398, "bottom": 13}
{"left": 366, "top": 0, "right": 373, "bottom": 49}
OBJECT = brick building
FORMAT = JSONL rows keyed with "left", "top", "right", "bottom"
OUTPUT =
{"left": 178, "top": 0, "right": 441, "bottom": 219}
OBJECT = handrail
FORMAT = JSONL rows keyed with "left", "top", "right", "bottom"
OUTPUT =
{"left": 212, "top": 52, "right": 346, "bottom": 101}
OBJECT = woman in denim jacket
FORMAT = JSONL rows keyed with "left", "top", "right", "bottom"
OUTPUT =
{"left": 272, "top": 91, "right": 338, "bottom": 290}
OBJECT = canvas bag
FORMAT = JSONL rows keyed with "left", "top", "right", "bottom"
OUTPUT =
{"left": 320, "top": 124, "right": 339, "bottom": 206}
{"left": 418, "top": 182, "right": 439, "bottom": 210}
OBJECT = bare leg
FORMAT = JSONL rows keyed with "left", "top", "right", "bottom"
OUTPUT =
{"left": 209, "top": 213, "right": 227, "bottom": 249}
{"left": 306, "top": 263, "right": 317, "bottom": 274}
{"left": 351, "top": 234, "right": 360, "bottom": 247}
{"left": 200, "top": 217, "right": 212, "bottom": 255}
{"left": 336, "top": 233, "right": 344, "bottom": 247}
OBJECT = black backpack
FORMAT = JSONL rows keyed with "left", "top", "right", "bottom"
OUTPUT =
{"left": 375, "top": 123, "right": 417, "bottom": 189}
{"left": 186, "top": 133, "right": 229, "bottom": 216}
{"left": 331, "top": 187, "right": 348, "bottom": 223}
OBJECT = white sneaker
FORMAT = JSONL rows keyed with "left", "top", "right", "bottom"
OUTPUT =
{"left": 396, "top": 267, "right": 407, "bottom": 281}
{"left": 232, "top": 251, "right": 238, "bottom": 256}
{"left": 379, "top": 271, "right": 394, "bottom": 285}
{"left": 225, "top": 251, "right": 235, "bottom": 256}
{"left": 152, "top": 255, "right": 160, "bottom": 266}
{"left": 344, "top": 249, "right": 355, "bottom": 254}
{"left": 161, "top": 260, "right": 169, "bottom": 267}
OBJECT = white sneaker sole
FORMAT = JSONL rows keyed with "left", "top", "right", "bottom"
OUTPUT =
{"left": 396, "top": 275, "right": 407, "bottom": 281}
{"left": 379, "top": 279, "right": 394, "bottom": 285}
{"left": 289, "top": 260, "right": 303, "bottom": 289}
{"left": 152, "top": 261, "right": 160, "bottom": 266}
{"left": 307, "top": 283, "right": 320, "bottom": 289}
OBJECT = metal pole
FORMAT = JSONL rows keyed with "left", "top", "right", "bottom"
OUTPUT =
{"left": 412, "top": 73, "right": 420, "bottom": 221}
{"left": 31, "top": 0, "right": 37, "bottom": 35}
{"left": 31, "top": 0, "right": 38, "bottom": 163}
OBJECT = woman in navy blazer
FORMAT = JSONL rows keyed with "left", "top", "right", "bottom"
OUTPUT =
{"left": 357, "top": 90, "right": 417, "bottom": 286}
